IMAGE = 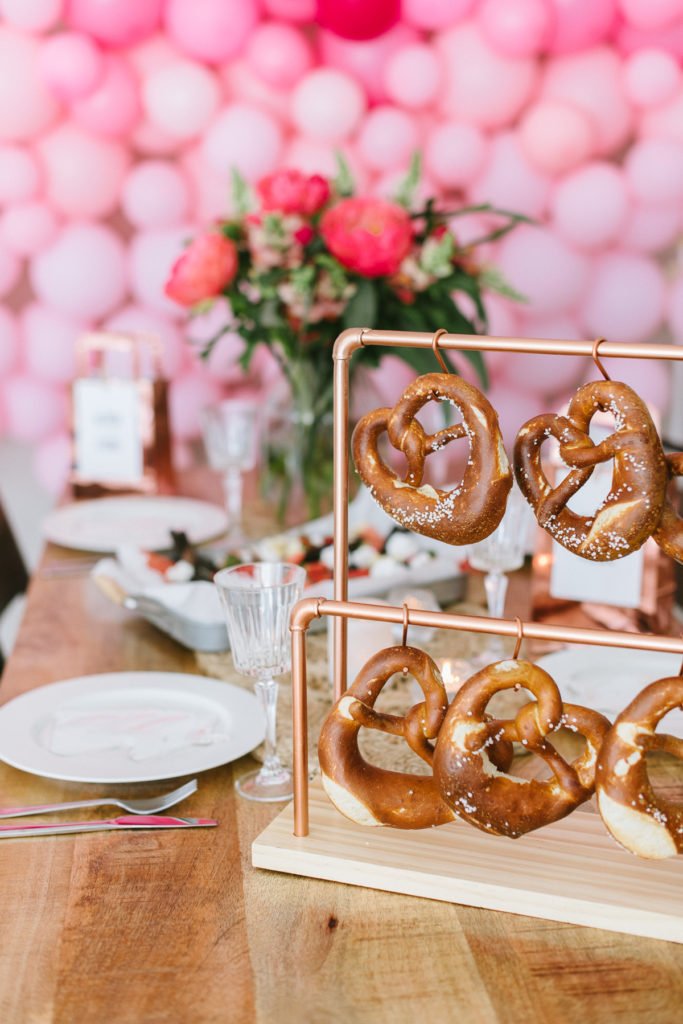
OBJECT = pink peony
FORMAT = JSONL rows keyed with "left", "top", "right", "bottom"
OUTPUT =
{"left": 257, "top": 169, "right": 330, "bottom": 216}
{"left": 165, "top": 233, "right": 238, "bottom": 307}
{"left": 320, "top": 197, "right": 413, "bottom": 277}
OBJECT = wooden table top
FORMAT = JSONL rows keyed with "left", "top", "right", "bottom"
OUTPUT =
{"left": 1, "top": 513, "right": 683, "bottom": 1023}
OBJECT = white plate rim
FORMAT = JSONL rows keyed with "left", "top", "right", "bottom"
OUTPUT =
{"left": 0, "top": 671, "right": 265, "bottom": 784}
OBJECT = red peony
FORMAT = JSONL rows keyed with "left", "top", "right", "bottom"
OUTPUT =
{"left": 257, "top": 169, "right": 330, "bottom": 216}
{"left": 165, "top": 233, "right": 238, "bottom": 307}
{"left": 320, "top": 198, "right": 413, "bottom": 277}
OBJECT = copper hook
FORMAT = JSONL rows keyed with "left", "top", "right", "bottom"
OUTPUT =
{"left": 592, "top": 337, "right": 611, "bottom": 381}
{"left": 431, "top": 328, "right": 450, "bottom": 374}
{"left": 401, "top": 602, "right": 410, "bottom": 649}
{"left": 512, "top": 617, "right": 524, "bottom": 661}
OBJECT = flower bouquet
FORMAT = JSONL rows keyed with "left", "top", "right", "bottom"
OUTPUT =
{"left": 165, "top": 157, "right": 525, "bottom": 519}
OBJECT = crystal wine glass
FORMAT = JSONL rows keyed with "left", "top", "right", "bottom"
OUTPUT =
{"left": 214, "top": 562, "right": 306, "bottom": 802}
{"left": 202, "top": 399, "right": 259, "bottom": 545}
{"left": 467, "top": 485, "right": 528, "bottom": 662}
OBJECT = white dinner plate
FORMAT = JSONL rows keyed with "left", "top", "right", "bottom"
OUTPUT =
{"left": 43, "top": 496, "right": 228, "bottom": 553}
{"left": 536, "top": 646, "right": 683, "bottom": 737}
{"left": 0, "top": 672, "right": 265, "bottom": 783}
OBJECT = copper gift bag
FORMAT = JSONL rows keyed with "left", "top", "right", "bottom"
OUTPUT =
{"left": 70, "top": 331, "right": 175, "bottom": 498}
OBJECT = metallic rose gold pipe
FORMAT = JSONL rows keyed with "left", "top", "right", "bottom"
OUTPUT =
{"left": 290, "top": 598, "right": 325, "bottom": 836}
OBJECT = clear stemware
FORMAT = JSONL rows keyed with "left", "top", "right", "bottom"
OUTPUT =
{"left": 202, "top": 399, "right": 259, "bottom": 545}
{"left": 214, "top": 562, "right": 306, "bottom": 802}
{"left": 467, "top": 485, "right": 528, "bottom": 663}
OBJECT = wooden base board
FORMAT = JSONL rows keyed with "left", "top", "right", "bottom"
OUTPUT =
{"left": 252, "top": 779, "right": 683, "bottom": 944}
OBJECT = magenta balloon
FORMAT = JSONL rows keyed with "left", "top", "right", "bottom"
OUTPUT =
{"left": 0, "top": 28, "right": 59, "bottom": 142}
{"left": 3, "top": 375, "right": 67, "bottom": 443}
{"left": 619, "top": 0, "right": 683, "bottom": 31}
{"left": 142, "top": 59, "right": 221, "bottom": 141}
{"left": 202, "top": 103, "right": 284, "bottom": 179}
{"left": 582, "top": 252, "right": 666, "bottom": 344}
{"left": 165, "top": 0, "right": 260, "bottom": 64}
{"left": 0, "top": 307, "right": 19, "bottom": 376}
{"left": 169, "top": 370, "right": 222, "bottom": 440}
{"left": 22, "top": 303, "right": 82, "bottom": 383}
{"left": 264, "top": 0, "right": 315, "bottom": 19}
{"left": 623, "top": 49, "right": 680, "bottom": 108}
{"left": 121, "top": 161, "right": 190, "bottom": 230}
{"left": 33, "top": 433, "right": 72, "bottom": 497}
{"left": 402, "top": 0, "right": 475, "bottom": 30}
{"left": 291, "top": 68, "right": 365, "bottom": 141}
{"left": 479, "top": 0, "right": 552, "bottom": 58}
{"left": 39, "top": 32, "right": 104, "bottom": 102}
{"left": 519, "top": 100, "right": 596, "bottom": 175}
{"left": 0, "top": 146, "right": 41, "bottom": 203}
{"left": 319, "top": 24, "right": 417, "bottom": 104}
{"left": 551, "top": 162, "right": 629, "bottom": 249}
{"left": 245, "top": 22, "right": 313, "bottom": 88}
{"left": 624, "top": 138, "right": 683, "bottom": 205}
{"left": 66, "top": 0, "right": 163, "bottom": 47}
{"left": 668, "top": 276, "right": 683, "bottom": 341}
{"left": 622, "top": 202, "right": 682, "bottom": 253}
{"left": 470, "top": 132, "right": 551, "bottom": 219}
{"left": 316, "top": 0, "right": 400, "bottom": 41}
{"left": 356, "top": 106, "right": 419, "bottom": 172}
{"left": 437, "top": 23, "right": 538, "bottom": 128}
{"left": 383, "top": 44, "right": 443, "bottom": 109}
{"left": 0, "top": 202, "right": 59, "bottom": 257}
{"left": 72, "top": 56, "right": 141, "bottom": 138}
{"left": 0, "top": 244, "right": 21, "bottom": 298}
{"left": 546, "top": 0, "right": 618, "bottom": 53}
{"left": 128, "top": 226, "right": 194, "bottom": 318}
{"left": 31, "top": 222, "right": 127, "bottom": 320}
{"left": 497, "top": 225, "right": 589, "bottom": 317}
{"left": 425, "top": 121, "right": 488, "bottom": 188}
{"left": 0, "top": 0, "right": 63, "bottom": 32}
{"left": 105, "top": 304, "right": 184, "bottom": 378}
{"left": 38, "top": 123, "right": 130, "bottom": 218}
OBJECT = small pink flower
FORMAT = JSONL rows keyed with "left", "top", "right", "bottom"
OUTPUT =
{"left": 320, "top": 198, "right": 413, "bottom": 277}
{"left": 294, "top": 224, "right": 314, "bottom": 245}
{"left": 165, "top": 233, "right": 238, "bottom": 307}
{"left": 257, "top": 169, "right": 330, "bottom": 216}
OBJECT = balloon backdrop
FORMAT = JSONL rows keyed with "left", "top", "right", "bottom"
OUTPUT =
{"left": 0, "top": 0, "right": 682, "bottom": 496}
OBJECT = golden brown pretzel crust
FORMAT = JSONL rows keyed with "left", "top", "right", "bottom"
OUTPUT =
{"left": 653, "top": 453, "right": 683, "bottom": 564}
{"left": 514, "top": 380, "right": 667, "bottom": 561}
{"left": 433, "top": 659, "right": 611, "bottom": 838}
{"left": 596, "top": 677, "right": 683, "bottom": 859}
{"left": 318, "top": 646, "right": 455, "bottom": 829}
{"left": 352, "top": 372, "right": 512, "bottom": 545}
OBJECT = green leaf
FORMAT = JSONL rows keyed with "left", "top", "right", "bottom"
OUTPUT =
{"left": 480, "top": 266, "right": 528, "bottom": 303}
{"left": 342, "top": 278, "right": 377, "bottom": 329}
{"left": 393, "top": 152, "right": 422, "bottom": 209}
{"left": 231, "top": 168, "right": 253, "bottom": 217}
{"left": 332, "top": 152, "right": 355, "bottom": 197}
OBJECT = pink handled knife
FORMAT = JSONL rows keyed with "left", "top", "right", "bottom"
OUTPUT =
{"left": 0, "top": 815, "right": 217, "bottom": 838}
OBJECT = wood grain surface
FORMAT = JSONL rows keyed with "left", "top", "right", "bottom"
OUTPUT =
{"left": 1, "top": 529, "right": 683, "bottom": 1022}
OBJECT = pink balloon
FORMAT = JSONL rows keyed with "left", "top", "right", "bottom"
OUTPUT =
{"left": 142, "top": 59, "right": 221, "bottom": 141}
{"left": 40, "top": 33, "right": 104, "bottom": 102}
{"left": 316, "top": 0, "right": 400, "bottom": 41}
{"left": 0, "top": 28, "right": 59, "bottom": 142}
{"left": 105, "top": 304, "right": 184, "bottom": 379}
{"left": 22, "top": 302, "right": 83, "bottom": 383}
{"left": 470, "top": 132, "right": 552, "bottom": 219}
{"left": 245, "top": 22, "right": 313, "bottom": 88}
{"left": 519, "top": 100, "right": 596, "bottom": 175}
{"left": 622, "top": 202, "right": 682, "bottom": 252}
{"left": 618, "top": 0, "right": 683, "bottom": 30}
{"left": 355, "top": 355, "right": 416, "bottom": 417}
{"left": 169, "top": 369, "right": 222, "bottom": 440}
{"left": 31, "top": 222, "right": 127, "bottom": 320}
{"left": 641, "top": 90, "right": 683, "bottom": 143}
{"left": 38, "top": 123, "right": 130, "bottom": 219}
{"left": 181, "top": 146, "right": 235, "bottom": 221}
{"left": 205, "top": 333, "right": 248, "bottom": 385}
{"left": 250, "top": 342, "right": 286, "bottom": 392}
{"left": 551, "top": 163, "right": 629, "bottom": 249}
{"left": 0, "top": 307, "right": 19, "bottom": 376}
{"left": 485, "top": 383, "right": 540, "bottom": 451}
{"left": 496, "top": 350, "right": 583, "bottom": 399}
{"left": 0, "top": 244, "right": 21, "bottom": 298}
{"left": 547, "top": 0, "right": 618, "bottom": 53}
{"left": 222, "top": 60, "right": 291, "bottom": 120}
{"left": 594, "top": 357, "right": 671, "bottom": 411}
{"left": 33, "top": 432, "right": 72, "bottom": 497}
{"left": 164, "top": 0, "right": 260, "bottom": 64}
{"left": 282, "top": 137, "right": 370, "bottom": 192}
{"left": 625, "top": 138, "right": 683, "bottom": 205}
{"left": 484, "top": 293, "right": 521, "bottom": 338}
{"left": 66, "top": 0, "right": 163, "bottom": 47}
{"left": 520, "top": 312, "right": 583, "bottom": 342}
{"left": 496, "top": 225, "right": 589, "bottom": 316}
{"left": 436, "top": 23, "right": 538, "bottom": 129}
{"left": 668, "top": 275, "right": 683, "bottom": 341}
{"left": 383, "top": 44, "right": 443, "bottom": 109}
{"left": 582, "top": 252, "right": 666, "bottom": 344}
{"left": 126, "top": 34, "right": 179, "bottom": 77}
{"left": 0, "top": 0, "right": 63, "bottom": 31}
{"left": 264, "top": 0, "right": 315, "bottom": 19}
{"left": 425, "top": 121, "right": 488, "bottom": 188}
{"left": 479, "top": 0, "right": 552, "bottom": 58}
{"left": 319, "top": 24, "right": 418, "bottom": 104}
{"left": 623, "top": 48, "right": 681, "bottom": 107}
{"left": 128, "top": 226, "right": 194, "bottom": 318}
{"left": 542, "top": 46, "right": 633, "bottom": 154}
{"left": 402, "top": 0, "right": 475, "bottom": 30}
{"left": 202, "top": 104, "right": 283, "bottom": 180}
{"left": 373, "top": 169, "right": 439, "bottom": 208}
{"left": 0, "top": 146, "right": 41, "bottom": 203}
{"left": 356, "top": 106, "right": 419, "bottom": 172}
{"left": 0, "top": 202, "right": 59, "bottom": 257}
{"left": 72, "top": 56, "right": 141, "bottom": 138}
{"left": 291, "top": 68, "right": 366, "bottom": 141}
{"left": 121, "top": 161, "right": 191, "bottom": 229}
{"left": 131, "top": 120, "right": 185, "bottom": 156}
{"left": 617, "top": 20, "right": 683, "bottom": 60}
{"left": 3, "top": 375, "right": 67, "bottom": 443}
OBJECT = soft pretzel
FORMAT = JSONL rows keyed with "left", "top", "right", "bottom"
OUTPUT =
{"left": 433, "top": 659, "right": 611, "bottom": 838}
{"left": 596, "top": 677, "right": 683, "bottom": 858}
{"left": 352, "top": 372, "right": 512, "bottom": 545}
{"left": 318, "top": 645, "right": 512, "bottom": 829}
{"left": 514, "top": 380, "right": 667, "bottom": 561}
{"left": 653, "top": 453, "right": 683, "bottom": 564}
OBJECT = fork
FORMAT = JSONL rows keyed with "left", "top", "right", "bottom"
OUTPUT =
{"left": 0, "top": 778, "right": 198, "bottom": 819}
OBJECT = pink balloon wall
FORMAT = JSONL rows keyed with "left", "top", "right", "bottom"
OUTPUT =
{"left": 0, "top": 0, "right": 682, "bottom": 493}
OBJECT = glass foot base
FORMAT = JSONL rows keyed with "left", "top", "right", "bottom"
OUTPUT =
{"left": 235, "top": 767, "right": 293, "bottom": 803}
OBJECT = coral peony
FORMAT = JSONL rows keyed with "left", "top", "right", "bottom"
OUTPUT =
{"left": 320, "top": 197, "right": 412, "bottom": 276}
{"left": 257, "top": 168, "right": 330, "bottom": 216}
{"left": 165, "top": 232, "right": 238, "bottom": 306}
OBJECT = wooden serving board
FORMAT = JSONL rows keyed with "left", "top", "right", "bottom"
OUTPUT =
{"left": 253, "top": 779, "right": 683, "bottom": 944}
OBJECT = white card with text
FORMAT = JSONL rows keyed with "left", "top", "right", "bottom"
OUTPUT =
{"left": 73, "top": 378, "right": 143, "bottom": 484}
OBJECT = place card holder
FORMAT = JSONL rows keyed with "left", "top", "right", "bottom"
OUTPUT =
{"left": 70, "top": 331, "right": 175, "bottom": 498}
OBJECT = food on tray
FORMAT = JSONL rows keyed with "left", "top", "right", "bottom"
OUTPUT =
{"left": 352, "top": 372, "right": 512, "bottom": 545}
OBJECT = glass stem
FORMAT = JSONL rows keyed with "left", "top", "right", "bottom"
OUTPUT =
{"left": 484, "top": 572, "right": 508, "bottom": 657}
{"left": 223, "top": 467, "right": 243, "bottom": 539}
{"left": 255, "top": 678, "right": 281, "bottom": 774}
